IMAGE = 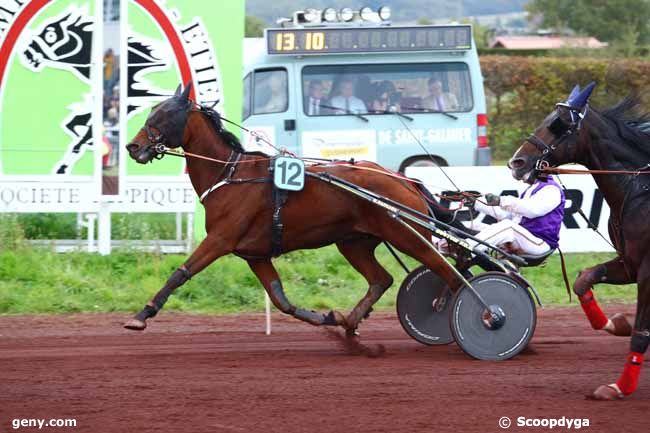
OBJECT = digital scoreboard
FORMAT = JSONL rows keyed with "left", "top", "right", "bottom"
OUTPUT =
{"left": 266, "top": 25, "right": 472, "bottom": 55}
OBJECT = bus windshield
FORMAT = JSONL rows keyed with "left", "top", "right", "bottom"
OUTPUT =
{"left": 302, "top": 62, "right": 472, "bottom": 117}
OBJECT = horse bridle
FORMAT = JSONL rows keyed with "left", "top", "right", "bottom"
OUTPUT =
{"left": 145, "top": 125, "right": 168, "bottom": 160}
{"left": 526, "top": 103, "right": 588, "bottom": 171}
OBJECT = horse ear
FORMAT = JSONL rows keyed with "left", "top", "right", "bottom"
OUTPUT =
{"left": 181, "top": 81, "right": 193, "bottom": 100}
{"left": 174, "top": 84, "right": 182, "bottom": 96}
{"left": 566, "top": 85, "right": 581, "bottom": 104}
{"left": 571, "top": 81, "right": 596, "bottom": 108}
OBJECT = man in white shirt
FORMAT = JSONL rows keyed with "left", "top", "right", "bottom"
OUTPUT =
{"left": 468, "top": 175, "right": 565, "bottom": 255}
{"left": 329, "top": 78, "right": 367, "bottom": 114}
{"left": 305, "top": 80, "right": 325, "bottom": 116}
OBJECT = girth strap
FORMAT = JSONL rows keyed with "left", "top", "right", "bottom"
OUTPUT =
{"left": 271, "top": 184, "right": 289, "bottom": 257}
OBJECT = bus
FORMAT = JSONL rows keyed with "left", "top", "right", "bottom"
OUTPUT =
{"left": 241, "top": 6, "right": 490, "bottom": 172}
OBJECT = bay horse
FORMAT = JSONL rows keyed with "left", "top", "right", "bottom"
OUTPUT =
{"left": 509, "top": 82, "right": 650, "bottom": 400}
{"left": 124, "top": 83, "right": 465, "bottom": 338}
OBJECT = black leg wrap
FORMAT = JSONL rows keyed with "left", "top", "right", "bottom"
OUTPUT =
{"left": 631, "top": 330, "right": 650, "bottom": 353}
{"left": 323, "top": 310, "right": 338, "bottom": 326}
{"left": 269, "top": 280, "right": 295, "bottom": 314}
{"left": 595, "top": 264, "right": 607, "bottom": 282}
{"left": 135, "top": 304, "right": 158, "bottom": 321}
{"left": 150, "top": 266, "right": 192, "bottom": 310}
{"left": 294, "top": 308, "right": 328, "bottom": 325}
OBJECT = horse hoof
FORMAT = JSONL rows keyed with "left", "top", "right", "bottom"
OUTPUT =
{"left": 588, "top": 384, "right": 623, "bottom": 401}
{"left": 606, "top": 313, "right": 632, "bottom": 337}
{"left": 345, "top": 328, "right": 360, "bottom": 338}
{"left": 123, "top": 318, "right": 147, "bottom": 331}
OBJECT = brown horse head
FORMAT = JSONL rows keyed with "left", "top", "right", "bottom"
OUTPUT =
{"left": 508, "top": 83, "right": 596, "bottom": 183}
{"left": 126, "top": 82, "right": 193, "bottom": 164}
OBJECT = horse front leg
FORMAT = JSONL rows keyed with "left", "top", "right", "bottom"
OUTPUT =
{"left": 124, "top": 235, "right": 229, "bottom": 330}
{"left": 573, "top": 256, "right": 634, "bottom": 336}
{"left": 247, "top": 259, "right": 346, "bottom": 327}
{"left": 591, "top": 255, "right": 650, "bottom": 400}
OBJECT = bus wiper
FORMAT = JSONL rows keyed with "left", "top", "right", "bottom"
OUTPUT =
{"left": 318, "top": 104, "right": 369, "bottom": 122}
{"left": 401, "top": 106, "right": 458, "bottom": 120}
{"left": 383, "top": 106, "right": 413, "bottom": 122}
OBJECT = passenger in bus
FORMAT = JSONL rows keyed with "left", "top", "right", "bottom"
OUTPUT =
{"left": 355, "top": 75, "right": 374, "bottom": 108}
{"left": 370, "top": 81, "right": 400, "bottom": 113}
{"left": 304, "top": 80, "right": 326, "bottom": 116}
{"left": 329, "top": 78, "right": 367, "bottom": 114}
{"left": 422, "top": 78, "right": 459, "bottom": 112}
{"left": 256, "top": 72, "right": 287, "bottom": 114}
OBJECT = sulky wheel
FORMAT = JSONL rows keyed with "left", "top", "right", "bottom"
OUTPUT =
{"left": 397, "top": 265, "right": 466, "bottom": 345}
{"left": 450, "top": 271, "right": 536, "bottom": 361}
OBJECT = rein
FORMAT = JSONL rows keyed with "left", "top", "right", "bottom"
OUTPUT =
{"left": 542, "top": 166, "right": 650, "bottom": 176}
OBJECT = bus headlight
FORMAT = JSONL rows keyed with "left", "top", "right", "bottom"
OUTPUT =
{"left": 322, "top": 7, "right": 338, "bottom": 22}
{"left": 360, "top": 6, "right": 374, "bottom": 21}
{"left": 303, "top": 8, "right": 319, "bottom": 23}
{"left": 378, "top": 6, "right": 391, "bottom": 21}
{"left": 339, "top": 7, "right": 354, "bottom": 22}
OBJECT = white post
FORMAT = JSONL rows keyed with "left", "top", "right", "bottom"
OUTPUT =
{"left": 175, "top": 212, "right": 182, "bottom": 241}
{"left": 85, "top": 213, "right": 97, "bottom": 252}
{"left": 265, "top": 292, "right": 272, "bottom": 335}
{"left": 92, "top": 0, "right": 104, "bottom": 197}
{"left": 97, "top": 204, "right": 111, "bottom": 255}
{"left": 185, "top": 212, "right": 194, "bottom": 253}
{"left": 117, "top": 0, "right": 128, "bottom": 196}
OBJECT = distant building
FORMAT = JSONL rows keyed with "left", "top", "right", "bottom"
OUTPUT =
{"left": 489, "top": 36, "right": 607, "bottom": 50}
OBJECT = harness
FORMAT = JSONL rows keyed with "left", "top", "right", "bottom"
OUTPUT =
{"left": 526, "top": 102, "right": 586, "bottom": 172}
{"left": 198, "top": 151, "right": 241, "bottom": 202}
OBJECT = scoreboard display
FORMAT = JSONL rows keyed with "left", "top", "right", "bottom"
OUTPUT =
{"left": 266, "top": 25, "right": 472, "bottom": 55}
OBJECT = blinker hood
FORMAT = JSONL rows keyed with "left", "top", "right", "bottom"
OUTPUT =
{"left": 145, "top": 83, "right": 193, "bottom": 148}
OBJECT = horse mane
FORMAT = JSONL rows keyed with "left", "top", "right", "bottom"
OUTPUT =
{"left": 197, "top": 104, "right": 268, "bottom": 157}
{"left": 597, "top": 95, "right": 650, "bottom": 161}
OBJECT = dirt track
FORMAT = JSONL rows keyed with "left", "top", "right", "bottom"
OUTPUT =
{"left": 0, "top": 306, "right": 647, "bottom": 433}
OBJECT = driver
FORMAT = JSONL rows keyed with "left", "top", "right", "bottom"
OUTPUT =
{"left": 467, "top": 173, "right": 565, "bottom": 255}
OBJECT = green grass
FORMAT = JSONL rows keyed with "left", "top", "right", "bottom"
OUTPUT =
{"left": 0, "top": 241, "right": 636, "bottom": 315}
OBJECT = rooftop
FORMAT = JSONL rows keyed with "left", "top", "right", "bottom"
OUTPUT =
{"left": 489, "top": 35, "right": 608, "bottom": 50}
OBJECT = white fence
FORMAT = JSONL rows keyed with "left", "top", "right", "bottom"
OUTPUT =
{"left": 0, "top": 175, "right": 196, "bottom": 254}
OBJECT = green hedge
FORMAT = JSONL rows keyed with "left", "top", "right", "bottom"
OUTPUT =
{"left": 480, "top": 55, "right": 650, "bottom": 160}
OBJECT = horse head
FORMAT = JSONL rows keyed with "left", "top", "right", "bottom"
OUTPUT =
{"left": 22, "top": 6, "right": 93, "bottom": 80}
{"left": 508, "top": 82, "right": 596, "bottom": 183}
{"left": 127, "top": 82, "right": 193, "bottom": 164}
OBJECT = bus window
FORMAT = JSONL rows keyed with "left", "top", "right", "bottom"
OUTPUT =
{"left": 302, "top": 63, "right": 472, "bottom": 116}
{"left": 253, "top": 69, "right": 288, "bottom": 115}
{"left": 243, "top": 72, "right": 252, "bottom": 120}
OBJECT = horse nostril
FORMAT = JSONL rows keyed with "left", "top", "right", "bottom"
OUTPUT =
{"left": 508, "top": 157, "right": 526, "bottom": 170}
{"left": 126, "top": 143, "right": 139, "bottom": 152}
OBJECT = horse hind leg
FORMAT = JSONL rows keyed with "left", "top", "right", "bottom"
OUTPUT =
{"left": 573, "top": 257, "right": 634, "bottom": 336}
{"left": 336, "top": 238, "right": 393, "bottom": 334}
{"left": 247, "top": 259, "right": 346, "bottom": 327}
{"left": 591, "top": 256, "right": 650, "bottom": 400}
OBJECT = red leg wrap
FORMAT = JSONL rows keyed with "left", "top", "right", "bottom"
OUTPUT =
{"left": 578, "top": 290, "right": 609, "bottom": 330}
{"left": 616, "top": 352, "right": 644, "bottom": 396}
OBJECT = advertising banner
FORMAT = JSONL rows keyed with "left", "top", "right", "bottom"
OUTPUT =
{"left": 0, "top": 0, "right": 244, "bottom": 235}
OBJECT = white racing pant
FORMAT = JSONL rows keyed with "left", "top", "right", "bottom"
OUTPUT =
{"left": 469, "top": 219, "right": 551, "bottom": 255}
